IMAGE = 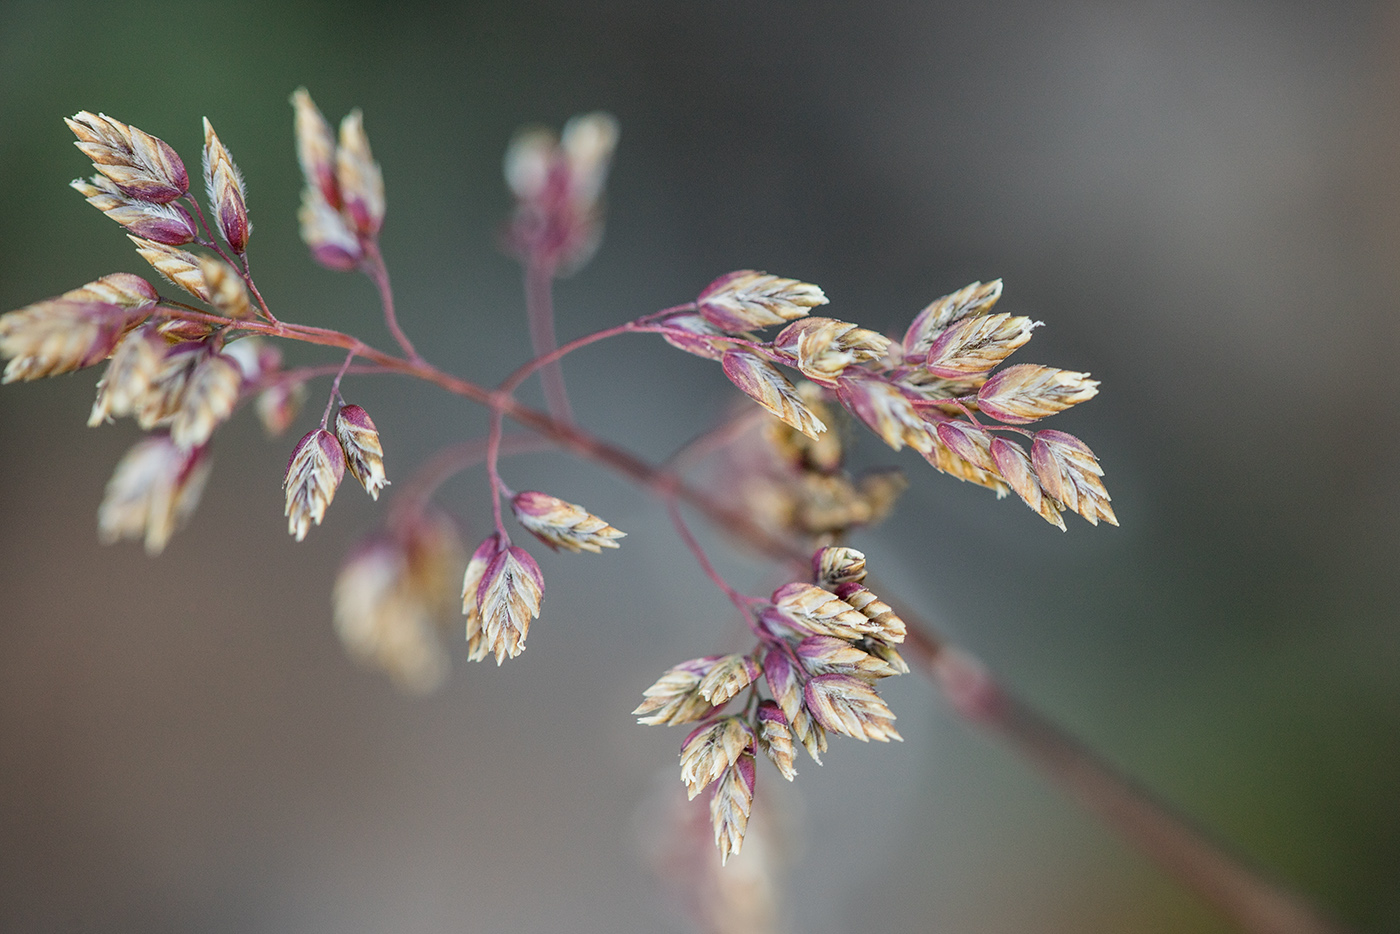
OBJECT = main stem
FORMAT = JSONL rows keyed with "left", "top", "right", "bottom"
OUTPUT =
{"left": 160, "top": 303, "right": 1349, "bottom": 934}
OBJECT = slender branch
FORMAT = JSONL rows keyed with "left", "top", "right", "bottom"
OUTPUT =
{"left": 148, "top": 300, "right": 1351, "bottom": 934}
{"left": 524, "top": 257, "right": 573, "bottom": 422}
{"left": 387, "top": 432, "right": 551, "bottom": 531}
{"left": 319, "top": 350, "right": 355, "bottom": 427}
{"left": 360, "top": 238, "right": 421, "bottom": 362}
{"left": 664, "top": 498, "right": 765, "bottom": 626}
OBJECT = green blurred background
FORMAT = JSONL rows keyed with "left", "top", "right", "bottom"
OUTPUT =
{"left": 2, "top": 1, "right": 1398, "bottom": 931}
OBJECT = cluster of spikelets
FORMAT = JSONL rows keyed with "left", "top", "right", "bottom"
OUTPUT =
{"left": 635, "top": 545, "right": 905, "bottom": 864}
{"left": 650, "top": 272, "right": 1116, "bottom": 529}
{"left": 0, "top": 103, "right": 392, "bottom": 554}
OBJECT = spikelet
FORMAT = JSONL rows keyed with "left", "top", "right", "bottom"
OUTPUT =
{"left": 795, "top": 635, "right": 900, "bottom": 679}
{"left": 97, "top": 437, "right": 211, "bottom": 555}
{"left": 89, "top": 326, "right": 165, "bottom": 425}
{"left": 66, "top": 111, "right": 189, "bottom": 203}
{"left": 832, "top": 582, "right": 906, "bottom": 644}
{"left": 634, "top": 656, "right": 725, "bottom": 726}
{"left": 933, "top": 421, "right": 999, "bottom": 473}
{"left": 334, "top": 520, "right": 463, "bottom": 695}
{"left": 510, "top": 491, "right": 625, "bottom": 553}
{"left": 990, "top": 436, "right": 1065, "bottom": 529}
{"left": 335, "top": 404, "right": 388, "bottom": 500}
{"left": 298, "top": 186, "right": 361, "bottom": 271}
{"left": 760, "top": 647, "right": 804, "bottom": 725}
{"left": 560, "top": 112, "right": 620, "bottom": 209}
{"left": 835, "top": 376, "right": 933, "bottom": 454}
{"left": 655, "top": 311, "right": 737, "bottom": 361}
{"left": 924, "top": 313, "right": 1038, "bottom": 377}
{"left": 134, "top": 343, "right": 202, "bottom": 430}
{"left": 790, "top": 707, "right": 828, "bottom": 763}
{"left": 803, "top": 673, "right": 901, "bottom": 742}
{"left": 695, "top": 654, "right": 762, "bottom": 706}
{"left": 198, "top": 257, "right": 254, "bottom": 319}
{"left": 812, "top": 546, "right": 867, "bottom": 587}
{"left": 710, "top": 753, "right": 757, "bottom": 865}
{"left": 921, "top": 430, "right": 1011, "bottom": 497}
{"left": 71, "top": 174, "right": 196, "bottom": 244}
{"left": 128, "top": 236, "right": 210, "bottom": 301}
{"left": 460, "top": 534, "right": 499, "bottom": 661}
{"left": 772, "top": 317, "right": 891, "bottom": 382}
{"left": 283, "top": 428, "right": 345, "bottom": 541}
{"left": 0, "top": 300, "right": 141, "bottom": 383}
{"left": 765, "top": 582, "right": 877, "bottom": 641}
{"left": 1032, "top": 429, "right": 1117, "bottom": 527}
{"left": 697, "top": 270, "right": 827, "bottom": 333}
{"left": 903, "top": 279, "right": 1004, "bottom": 356}
{"left": 721, "top": 349, "right": 826, "bottom": 440}
{"left": 202, "top": 118, "right": 249, "bottom": 253}
{"left": 679, "top": 717, "right": 753, "bottom": 799}
{"left": 336, "top": 109, "right": 384, "bottom": 237}
{"left": 474, "top": 545, "right": 544, "bottom": 664}
{"left": 291, "top": 88, "right": 340, "bottom": 208}
{"left": 977, "top": 364, "right": 1099, "bottom": 425}
{"left": 168, "top": 350, "right": 242, "bottom": 450}
{"left": 754, "top": 701, "right": 797, "bottom": 781}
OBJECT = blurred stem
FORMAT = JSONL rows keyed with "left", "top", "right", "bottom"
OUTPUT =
{"left": 157, "top": 301, "right": 1350, "bottom": 934}
{"left": 525, "top": 257, "right": 572, "bottom": 422}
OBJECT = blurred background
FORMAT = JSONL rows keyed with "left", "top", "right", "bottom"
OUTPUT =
{"left": 2, "top": 1, "right": 1399, "bottom": 931}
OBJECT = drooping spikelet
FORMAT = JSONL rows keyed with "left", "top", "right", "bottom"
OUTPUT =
{"left": 679, "top": 717, "right": 753, "bottom": 800}
{"left": 710, "top": 752, "right": 756, "bottom": 866}
{"left": 633, "top": 656, "right": 726, "bottom": 726}
{"left": 283, "top": 428, "right": 345, "bottom": 541}
{"left": 168, "top": 350, "right": 242, "bottom": 450}
{"left": 472, "top": 544, "right": 544, "bottom": 664}
{"left": 334, "top": 404, "right": 388, "bottom": 500}
{"left": 98, "top": 436, "right": 211, "bottom": 555}
{"left": 721, "top": 349, "right": 826, "bottom": 441}
{"left": 510, "top": 490, "right": 624, "bottom": 553}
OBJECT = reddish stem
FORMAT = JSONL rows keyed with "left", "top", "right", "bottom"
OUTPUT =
{"left": 360, "top": 239, "right": 420, "bottom": 362}
{"left": 524, "top": 257, "right": 573, "bottom": 422}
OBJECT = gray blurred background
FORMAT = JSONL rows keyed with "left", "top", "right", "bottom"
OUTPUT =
{"left": 2, "top": 1, "right": 1399, "bottom": 931}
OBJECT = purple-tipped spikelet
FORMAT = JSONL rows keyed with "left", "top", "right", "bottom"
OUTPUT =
{"left": 679, "top": 717, "right": 754, "bottom": 800}
{"left": 284, "top": 428, "right": 345, "bottom": 541}
{"left": 903, "top": 279, "right": 1004, "bottom": 357}
{"left": 694, "top": 654, "right": 762, "bottom": 706}
{"left": 0, "top": 273, "right": 157, "bottom": 383}
{"left": 754, "top": 701, "right": 797, "bottom": 781}
{"left": 464, "top": 540, "right": 544, "bottom": 664}
{"left": 990, "top": 436, "right": 1066, "bottom": 530}
{"left": 98, "top": 436, "right": 212, "bottom": 555}
{"left": 710, "top": 752, "right": 756, "bottom": 866}
{"left": 335, "top": 110, "right": 384, "bottom": 238}
{"left": 134, "top": 342, "right": 203, "bottom": 430}
{"left": 721, "top": 349, "right": 826, "bottom": 441}
{"left": 1031, "top": 430, "right": 1117, "bottom": 527}
{"left": 66, "top": 111, "right": 189, "bottom": 204}
{"left": 503, "top": 112, "right": 618, "bottom": 273}
{"left": 202, "top": 118, "right": 250, "bottom": 254}
{"left": 71, "top": 174, "right": 197, "bottom": 244}
{"left": 803, "top": 673, "right": 901, "bottom": 743}
{"left": 771, "top": 317, "right": 891, "bottom": 383}
{"left": 977, "top": 364, "right": 1099, "bottom": 425}
{"left": 334, "top": 404, "right": 388, "bottom": 500}
{"left": 291, "top": 88, "right": 341, "bottom": 209}
{"left": 812, "top": 546, "right": 867, "bottom": 587}
{"left": 510, "top": 490, "right": 624, "bottom": 554}
{"left": 168, "top": 350, "right": 242, "bottom": 450}
{"left": 834, "top": 376, "right": 933, "bottom": 454}
{"left": 696, "top": 270, "right": 827, "bottom": 333}
{"left": 633, "top": 656, "right": 727, "bottom": 726}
